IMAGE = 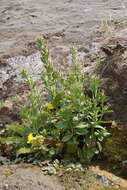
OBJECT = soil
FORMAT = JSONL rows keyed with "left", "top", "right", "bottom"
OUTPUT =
{"left": 1, "top": 0, "right": 127, "bottom": 189}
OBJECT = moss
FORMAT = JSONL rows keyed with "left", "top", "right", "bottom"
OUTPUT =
{"left": 104, "top": 128, "right": 127, "bottom": 162}
{"left": 58, "top": 168, "right": 126, "bottom": 190}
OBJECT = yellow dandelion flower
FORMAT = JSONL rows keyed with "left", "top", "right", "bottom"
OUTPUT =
{"left": 27, "top": 134, "right": 36, "bottom": 144}
{"left": 47, "top": 103, "right": 54, "bottom": 110}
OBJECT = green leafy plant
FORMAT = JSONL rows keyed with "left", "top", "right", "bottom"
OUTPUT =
{"left": 1, "top": 38, "right": 112, "bottom": 162}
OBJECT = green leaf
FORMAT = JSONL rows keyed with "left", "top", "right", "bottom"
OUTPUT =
{"left": 17, "top": 147, "right": 34, "bottom": 156}
{"left": 89, "top": 77, "right": 100, "bottom": 92}
{"left": 82, "top": 145, "right": 94, "bottom": 162}
{"left": 92, "top": 147, "right": 99, "bottom": 154}
{"left": 1, "top": 136, "right": 23, "bottom": 144}
{"left": 94, "top": 125, "right": 104, "bottom": 129}
{"left": 97, "top": 141, "right": 102, "bottom": 152}
{"left": 56, "top": 121, "right": 67, "bottom": 129}
{"left": 59, "top": 109, "right": 73, "bottom": 120}
{"left": 75, "top": 122, "right": 90, "bottom": 129}
{"left": 7, "top": 124, "right": 31, "bottom": 136}
{"left": 103, "top": 132, "right": 110, "bottom": 137}
{"left": 97, "top": 120, "right": 112, "bottom": 124}
{"left": 49, "top": 148, "right": 56, "bottom": 156}
{"left": 53, "top": 92, "right": 63, "bottom": 105}
{"left": 112, "top": 120, "right": 117, "bottom": 127}
{"left": 66, "top": 140, "right": 78, "bottom": 154}
{"left": 62, "top": 134, "right": 73, "bottom": 142}
{"left": 76, "top": 128, "right": 88, "bottom": 135}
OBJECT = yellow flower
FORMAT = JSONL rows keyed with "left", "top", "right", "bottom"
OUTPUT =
{"left": 27, "top": 134, "right": 36, "bottom": 144}
{"left": 47, "top": 103, "right": 54, "bottom": 110}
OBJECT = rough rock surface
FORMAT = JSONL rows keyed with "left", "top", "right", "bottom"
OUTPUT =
{"left": 97, "top": 36, "right": 127, "bottom": 165}
{"left": 98, "top": 37, "right": 127, "bottom": 122}
{"left": 0, "top": 164, "right": 64, "bottom": 190}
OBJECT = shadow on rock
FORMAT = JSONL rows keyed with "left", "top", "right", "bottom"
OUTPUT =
{"left": 97, "top": 37, "right": 127, "bottom": 122}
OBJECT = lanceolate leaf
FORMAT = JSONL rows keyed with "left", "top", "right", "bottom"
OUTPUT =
{"left": 97, "top": 141, "right": 102, "bottom": 152}
{"left": 94, "top": 125, "right": 104, "bottom": 129}
{"left": 17, "top": 147, "right": 34, "bottom": 157}
{"left": 7, "top": 124, "right": 32, "bottom": 136}
{"left": 56, "top": 121, "right": 68, "bottom": 129}
{"left": 1, "top": 136, "right": 23, "bottom": 144}
{"left": 62, "top": 134, "right": 73, "bottom": 142}
{"left": 75, "top": 122, "right": 90, "bottom": 129}
{"left": 76, "top": 128, "right": 88, "bottom": 135}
